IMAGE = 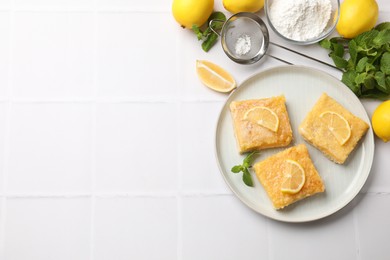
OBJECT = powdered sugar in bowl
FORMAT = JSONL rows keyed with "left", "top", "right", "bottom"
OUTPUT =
{"left": 265, "top": 0, "right": 340, "bottom": 45}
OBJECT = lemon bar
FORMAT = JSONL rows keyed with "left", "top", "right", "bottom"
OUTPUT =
{"left": 229, "top": 96, "right": 293, "bottom": 153}
{"left": 254, "top": 144, "right": 325, "bottom": 210}
{"left": 299, "top": 93, "right": 369, "bottom": 164}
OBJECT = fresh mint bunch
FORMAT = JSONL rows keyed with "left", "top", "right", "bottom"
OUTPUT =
{"left": 192, "top": 12, "right": 226, "bottom": 52}
{"left": 319, "top": 22, "right": 390, "bottom": 100}
{"left": 231, "top": 151, "right": 259, "bottom": 187}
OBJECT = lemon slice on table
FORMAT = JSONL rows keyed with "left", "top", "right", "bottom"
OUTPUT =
{"left": 243, "top": 106, "right": 279, "bottom": 132}
{"left": 320, "top": 111, "right": 351, "bottom": 145}
{"left": 281, "top": 159, "right": 306, "bottom": 194}
{"left": 196, "top": 60, "right": 236, "bottom": 93}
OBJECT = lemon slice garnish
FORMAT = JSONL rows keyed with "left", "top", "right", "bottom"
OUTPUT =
{"left": 281, "top": 159, "right": 306, "bottom": 194}
{"left": 196, "top": 60, "right": 236, "bottom": 93}
{"left": 243, "top": 106, "right": 279, "bottom": 132}
{"left": 320, "top": 111, "right": 351, "bottom": 145}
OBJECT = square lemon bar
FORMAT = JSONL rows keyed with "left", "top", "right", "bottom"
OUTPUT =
{"left": 299, "top": 93, "right": 369, "bottom": 164}
{"left": 254, "top": 144, "right": 325, "bottom": 210}
{"left": 229, "top": 96, "right": 293, "bottom": 153}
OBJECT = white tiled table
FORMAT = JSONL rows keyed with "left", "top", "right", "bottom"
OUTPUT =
{"left": 0, "top": 0, "right": 389, "bottom": 259}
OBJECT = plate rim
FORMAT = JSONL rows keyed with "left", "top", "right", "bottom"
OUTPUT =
{"left": 214, "top": 65, "right": 375, "bottom": 223}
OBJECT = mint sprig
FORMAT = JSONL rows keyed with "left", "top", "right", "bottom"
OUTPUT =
{"left": 231, "top": 151, "right": 259, "bottom": 187}
{"left": 192, "top": 12, "right": 226, "bottom": 52}
{"left": 319, "top": 22, "right": 390, "bottom": 100}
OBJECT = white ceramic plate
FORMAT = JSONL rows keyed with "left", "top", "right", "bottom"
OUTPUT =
{"left": 215, "top": 65, "right": 374, "bottom": 222}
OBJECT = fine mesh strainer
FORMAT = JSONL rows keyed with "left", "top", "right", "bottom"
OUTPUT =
{"left": 210, "top": 12, "right": 340, "bottom": 69}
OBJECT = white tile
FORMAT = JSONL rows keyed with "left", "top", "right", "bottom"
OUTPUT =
{"left": 179, "top": 102, "right": 230, "bottom": 192}
{"left": 0, "top": 0, "right": 10, "bottom": 9}
{"left": 181, "top": 196, "right": 269, "bottom": 260}
{"left": 4, "top": 198, "right": 91, "bottom": 260}
{"left": 93, "top": 197, "right": 177, "bottom": 260}
{"left": 12, "top": 12, "right": 94, "bottom": 98}
{"left": 267, "top": 208, "right": 357, "bottom": 260}
{"left": 0, "top": 12, "right": 9, "bottom": 97}
{"left": 354, "top": 194, "right": 390, "bottom": 259}
{"left": 0, "top": 103, "right": 7, "bottom": 193}
{"left": 361, "top": 138, "right": 390, "bottom": 193}
{"left": 7, "top": 103, "right": 93, "bottom": 192}
{"left": 97, "top": 13, "right": 178, "bottom": 98}
{"left": 97, "top": 0, "right": 170, "bottom": 10}
{"left": 14, "top": 0, "right": 94, "bottom": 8}
{"left": 95, "top": 103, "right": 177, "bottom": 192}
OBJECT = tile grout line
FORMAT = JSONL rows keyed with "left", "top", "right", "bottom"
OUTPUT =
{"left": 352, "top": 200, "right": 362, "bottom": 260}
{"left": 176, "top": 29, "right": 183, "bottom": 260}
{"left": 89, "top": 2, "right": 99, "bottom": 260}
{"left": 0, "top": 3, "right": 15, "bottom": 258}
{"left": 1, "top": 191, "right": 388, "bottom": 198}
{"left": 0, "top": 7, "right": 171, "bottom": 13}
{"left": 1, "top": 191, "right": 234, "bottom": 198}
{"left": 176, "top": 101, "right": 183, "bottom": 260}
{"left": 265, "top": 217, "right": 273, "bottom": 260}
{"left": 4, "top": 97, "right": 226, "bottom": 104}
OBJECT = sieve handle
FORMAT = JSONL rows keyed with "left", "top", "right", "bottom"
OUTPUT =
{"left": 208, "top": 19, "right": 225, "bottom": 36}
{"left": 269, "top": 42, "right": 343, "bottom": 71}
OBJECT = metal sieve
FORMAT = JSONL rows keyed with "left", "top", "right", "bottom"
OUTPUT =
{"left": 210, "top": 12, "right": 341, "bottom": 70}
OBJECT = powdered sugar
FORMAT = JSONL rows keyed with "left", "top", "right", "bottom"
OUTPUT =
{"left": 269, "top": 0, "right": 332, "bottom": 41}
{"left": 235, "top": 34, "right": 251, "bottom": 56}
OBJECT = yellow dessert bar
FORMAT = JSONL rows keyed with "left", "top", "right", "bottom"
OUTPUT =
{"left": 254, "top": 144, "right": 325, "bottom": 210}
{"left": 229, "top": 96, "right": 293, "bottom": 153}
{"left": 299, "top": 93, "right": 369, "bottom": 164}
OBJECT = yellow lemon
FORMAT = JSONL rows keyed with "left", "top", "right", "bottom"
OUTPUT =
{"left": 372, "top": 100, "right": 390, "bottom": 143}
{"left": 243, "top": 106, "right": 279, "bottom": 132}
{"left": 172, "top": 0, "right": 214, "bottom": 29}
{"left": 223, "top": 0, "right": 264, "bottom": 14}
{"left": 320, "top": 111, "right": 351, "bottom": 145}
{"left": 336, "top": 0, "right": 378, "bottom": 39}
{"left": 280, "top": 160, "right": 305, "bottom": 194}
{"left": 196, "top": 60, "right": 236, "bottom": 93}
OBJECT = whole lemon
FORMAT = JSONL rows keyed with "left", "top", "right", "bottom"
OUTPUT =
{"left": 223, "top": 0, "right": 264, "bottom": 14}
{"left": 372, "top": 100, "right": 390, "bottom": 143}
{"left": 336, "top": 0, "right": 378, "bottom": 39}
{"left": 172, "top": 0, "right": 214, "bottom": 29}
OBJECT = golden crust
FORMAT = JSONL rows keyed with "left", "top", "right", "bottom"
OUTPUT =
{"left": 229, "top": 96, "right": 293, "bottom": 153}
{"left": 299, "top": 93, "right": 369, "bottom": 164}
{"left": 254, "top": 144, "right": 325, "bottom": 209}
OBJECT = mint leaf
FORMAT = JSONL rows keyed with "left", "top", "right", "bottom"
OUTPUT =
{"left": 192, "top": 25, "right": 203, "bottom": 40}
{"left": 364, "top": 75, "right": 377, "bottom": 90}
{"left": 375, "top": 22, "right": 390, "bottom": 31}
{"left": 349, "top": 40, "right": 358, "bottom": 65}
{"left": 332, "top": 42, "right": 345, "bottom": 57}
{"left": 201, "top": 33, "right": 218, "bottom": 52}
{"left": 360, "top": 90, "right": 389, "bottom": 100}
{"left": 373, "top": 29, "right": 390, "bottom": 47}
{"left": 231, "top": 165, "right": 242, "bottom": 173}
{"left": 319, "top": 39, "right": 332, "bottom": 49}
{"left": 356, "top": 57, "right": 369, "bottom": 73}
{"left": 243, "top": 151, "right": 258, "bottom": 168}
{"left": 242, "top": 168, "right": 254, "bottom": 187}
{"left": 231, "top": 151, "right": 259, "bottom": 187}
{"left": 208, "top": 12, "right": 226, "bottom": 30}
{"left": 330, "top": 53, "right": 348, "bottom": 69}
{"left": 380, "top": 52, "right": 390, "bottom": 74}
{"left": 375, "top": 71, "right": 386, "bottom": 90}
{"left": 355, "top": 30, "right": 379, "bottom": 50}
{"left": 342, "top": 70, "right": 360, "bottom": 95}
{"left": 355, "top": 72, "right": 367, "bottom": 86}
